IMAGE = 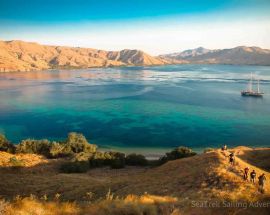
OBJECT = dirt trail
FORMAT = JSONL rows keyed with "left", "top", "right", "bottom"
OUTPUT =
{"left": 218, "top": 149, "right": 270, "bottom": 196}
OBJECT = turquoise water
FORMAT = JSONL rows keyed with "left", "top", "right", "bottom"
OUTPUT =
{"left": 0, "top": 64, "right": 270, "bottom": 152}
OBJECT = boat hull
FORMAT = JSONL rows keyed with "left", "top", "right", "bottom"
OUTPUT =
{"left": 241, "top": 91, "right": 263, "bottom": 97}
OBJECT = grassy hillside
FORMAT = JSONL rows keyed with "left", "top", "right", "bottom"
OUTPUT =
{"left": 231, "top": 146, "right": 270, "bottom": 171}
{"left": 0, "top": 147, "right": 269, "bottom": 214}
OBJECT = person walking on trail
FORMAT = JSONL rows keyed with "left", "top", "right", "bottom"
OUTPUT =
{"left": 258, "top": 173, "right": 266, "bottom": 193}
{"left": 243, "top": 167, "right": 249, "bottom": 181}
{"left": 229, "top": 153, "right": 235, "bottom": 166}
{"left": 250, "top": 170, "right": 256, "bottom": 184}
{"left": 222, "top": 145, "right": 227, "bottom": 151}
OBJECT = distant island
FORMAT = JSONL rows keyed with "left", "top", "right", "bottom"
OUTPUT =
{"left": 159, "top": 46, "right": 270, "bottom": 66}
{"left": 1, "top": 40, "right": 270, "bottom": 72}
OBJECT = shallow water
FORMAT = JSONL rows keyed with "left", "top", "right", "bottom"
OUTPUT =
{"left": 0, "top": 64, "right": 270, "bottom": 152}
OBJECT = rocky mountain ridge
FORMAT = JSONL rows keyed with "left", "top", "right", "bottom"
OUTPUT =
{"left": 160, "top": 46, "right": 270, "bottom": 65}
{"left": 1, "top": 40, "right": 270, "bottom": 72}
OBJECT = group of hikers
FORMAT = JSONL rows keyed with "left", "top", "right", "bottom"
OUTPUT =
{"left": 222, "top": 145, "right": 267, "bottom": 194}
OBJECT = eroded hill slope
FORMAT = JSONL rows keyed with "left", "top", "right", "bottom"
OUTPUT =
{"left": 0, "top": 40, "right": 167, "bottom": 72}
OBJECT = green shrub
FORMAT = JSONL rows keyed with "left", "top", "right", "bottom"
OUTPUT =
{"left": 15, "top": 133, "right": 97, "bottom": 158}
{"left": 159, "top": 146, "right": 196, "bottom": 164}
{"left": 89, "top": 152, "right": 107, "bottom": 167}
{"left": 125, "top": 153, "right": 148, "bottom": 166}
{"left": 110, "top": 158, "right": 125, "bottom": 169}
{"left": 64, "top": 132, "right": 97, "bottom": 154}
{"left": 71, "top": 152, "right": 94, "bottom": 162}
{"left": 0, "top": 134, "right": 15, "bottom": 153}
{"left": 48, "top": 142, "right": 66, "bottom": 158}
{"left": 60, "top": 161, "right": 89, "bottom": 173}
{"left": 109, "top": 152, "right": 125, "bottom": 169}
{"left": 16, "top": 139, "right": 51, "bottom": 157}
{"left": 88, "top": 151, "right": 126, "bottom": 169}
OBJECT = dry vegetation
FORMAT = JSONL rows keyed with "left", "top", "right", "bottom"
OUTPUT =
{"left": 0, "top": 151, "right": 48, "bottom": 167}
{"left": 0, "top": 193, "right": 179, "bottom": 215}
{"left": 231, "top": 146, "right": 270, "bottom": 171}
{"left": 0, "top": 147, "right": 270, "bottom": 214}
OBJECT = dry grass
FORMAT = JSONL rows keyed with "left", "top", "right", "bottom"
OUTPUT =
{"left": 0, "top": 152, "right": 48, "bottom": 168}
{"left": 1, "top": 194, "right": 178, "bottom": 215}
{"left": 0, "top": 147, "right": 270, "bottom": 214}
{"left": 232, "top": 146, "right": 270, "bottom": 171}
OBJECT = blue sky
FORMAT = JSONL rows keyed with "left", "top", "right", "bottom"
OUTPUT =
{"left": 0, "top": 0, "right": 270, "bottom": 54}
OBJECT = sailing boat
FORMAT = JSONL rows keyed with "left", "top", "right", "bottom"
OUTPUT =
{"left": 241, "top": 73, "right": 264, "bottom": 97}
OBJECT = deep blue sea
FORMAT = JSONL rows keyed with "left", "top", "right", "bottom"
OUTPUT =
{"left": 1, "top": 64, "right": 270, "bottom": 153}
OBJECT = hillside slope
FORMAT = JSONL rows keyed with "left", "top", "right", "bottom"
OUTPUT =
{"left": 0, "top": 148, "right": 269, "bottom": 214}
{"left": 0, "top": 40, "right": 167, "bottom": 72}
{"left": 160, "top": 46, "right": 270, "bottom": 65}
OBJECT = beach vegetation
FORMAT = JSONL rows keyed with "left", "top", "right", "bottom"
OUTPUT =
{"left": 63, "top": 132, "right": 97, "bottom": 154}
{"left": 125, "top": 153, "right": 148, "bottom": 166}
{"left": 60, "top": 161, "right": 89, "bottom": 173}
{"left": 159, "top": 146, "right": 196, "bottom": 164}
{"left": 0, "top": 134, "right": 16, "bottom": 153}
{"left": 48, "top": 141, "right": 67, "bottom": 158}
{"left": 88, "top": 151, "right": 126, "bottom": 169}
{"left": 60, "top": 151, "right": 126, "bottom": 173}
{"left": 16, "top": 139, "right": 51, "bottom": 157}
{"left": 15, "top": 133, "right": 97, "bottom": 158}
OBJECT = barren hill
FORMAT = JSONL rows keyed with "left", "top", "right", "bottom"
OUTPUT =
{"left": 0, "top": 147, "right": 269, "bottom": 214}
{"left": 0, "top": 40, "right": 167, "bottom": 72}
{"left": 2, "top": 40, "right": 270, "bottom": 72}
{"left": 160, "top": 46, "right": 270, "bottom": 65}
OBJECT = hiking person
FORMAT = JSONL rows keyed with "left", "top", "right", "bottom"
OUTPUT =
{"left": 258, "top": 173, "right": 266, "bottom": 193}
{"left": 243, "top": 167, "right": 249, "bottom": 181}
{"left": 250, "top": 170, "right": 256, "bottom": 184}
{"left": 222, "top": 145, "right": 227, "bottom": 151}
{"left": 229, "top": 153, "right": 235, "bottom": 165}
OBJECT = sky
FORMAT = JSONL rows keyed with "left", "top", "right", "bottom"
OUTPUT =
{"left": 0, "top": 0, "right": 270, "bottom": 54}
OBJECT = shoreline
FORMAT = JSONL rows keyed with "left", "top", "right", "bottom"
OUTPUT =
{"left": 98, "top": 146, "right": 208, "bottom": 160}
{"left": 1, "top": 63, "right": 270, "bottom": 73}
{"left": 99, "top": 145, "right": 270, "bottom": 160}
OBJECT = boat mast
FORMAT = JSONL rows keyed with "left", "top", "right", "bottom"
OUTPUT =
{"left": 257, "top": 79, "right": 260, "bottom": 93}
{"left": 249, "top": 73, "right": 253, "bottom": 92}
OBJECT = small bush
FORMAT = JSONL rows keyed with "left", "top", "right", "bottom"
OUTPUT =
{"left": 71, "top": 152, "right": 94, "bottom": 162}
{"left": 110, "top": 152, "right": 125, "bottom": 169}
{"left": 125, "top": 153, "right": 148, "bottom": 166}
{"left": 16, "top": 139, "right": 51, "bottom": 157}
{"left": 48, "top": 142, "right": 67, "bottom": 158}
{"left": 60, "top": 161, "right": 89, "bottom": 173}
{"left": 88, "top": 151, "right": 126, "bottom": 169}
{"left": 89, "top": 152, "right": 107, "bottom": 167}
{"left": 159, "top": 146, "right": 196, "bottom": 164}
{"left": 64, "top": 132, "right": 97, "bottom": 154}
{"left": 110, "top": 158, "right": 125, "bottom": 169}
{"left": 0, "top": 134, "right": 15, "bottom": 153}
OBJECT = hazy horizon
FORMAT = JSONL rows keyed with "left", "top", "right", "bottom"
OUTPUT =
{"left": 1, "top": 0, "right": 270, "bottom": 55}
